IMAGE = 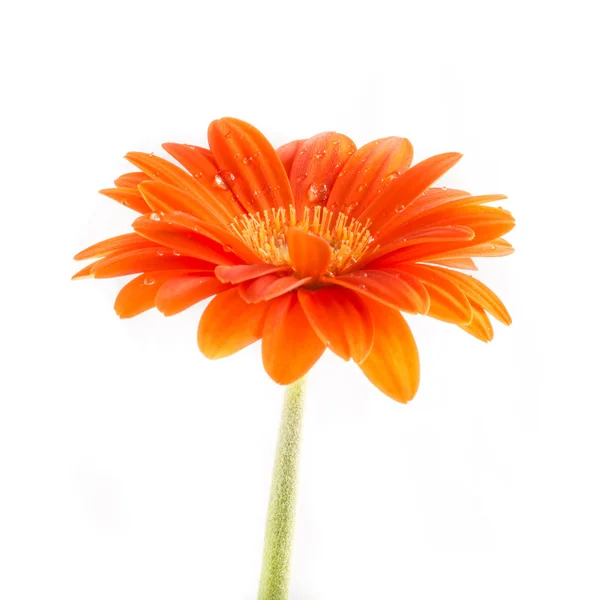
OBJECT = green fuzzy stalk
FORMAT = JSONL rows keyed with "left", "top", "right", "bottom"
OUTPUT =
{"left": 257, "top": 377, "right": 306, "bottom": 600}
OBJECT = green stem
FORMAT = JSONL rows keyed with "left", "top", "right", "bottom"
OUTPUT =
{"left": 258, "top": 377, "right": 306, "bottom": 600}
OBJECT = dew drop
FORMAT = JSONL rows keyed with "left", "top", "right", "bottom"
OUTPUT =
{"left": 360, "top": 272, "right": 369, "bottom": 277}
{"left": 143, "top": 277, "right": 155, "bottom": 285}
{"left": 193, "top": 172, "right": 204, "bottom": 179}
{"left": 308, "top": 182, "right": 329, "bottom": 204}
{"left": 242, "top": 156, "right": 253, "bottom": 165}
{"left": 394, "top": 204, "right": 405, "bottom": 213}
{"left": 359, "top": 284, "right": 367, "bottom": 290}
{"left": 150, "top": 212, "right": 161, "bottom": 221}
{"left": 358, "top": 184, "right": 368, "bottom": 192}
{"left": 157, "top": 250, "right": 165, "bottom": 256}
{"left": 173, "top": 251, "right": 181, "bottom": 256}
{"left": 386, "top": 172, "right": 400, "bottom": 182}
{"left": 312, "top": 151, "right": 326, "bottom": 159}
{"left": 214, "top": 171, "right": 235, "bottom": 189}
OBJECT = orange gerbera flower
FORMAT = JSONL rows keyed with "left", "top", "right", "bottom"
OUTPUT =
{"left": 73, "top": 118, "right": 514, "bottom": 402}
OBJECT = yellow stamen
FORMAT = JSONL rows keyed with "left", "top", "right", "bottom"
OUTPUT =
{"left": 230, "top": 205, "right": 375, "bottom": 273}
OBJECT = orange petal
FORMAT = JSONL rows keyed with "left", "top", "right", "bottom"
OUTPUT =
{"left": 74, "top": 233, "right": 159, "bottom": 260}
{"left": 156, "top": 211, "right": 261, "bottom": 265}
{"left": 298, "top": 287, "right": 373, "bottom": 363}
{"left": 138, "top": 180, "right": 220, "bottom": 223}
{"left": 286, "top": 227, "right": 332, "bottom": 279}
{"left": 114, "top": 271, "right": 177, "bottom": 318}
{"left": 207, "top": 117, "right": 294, "bottom": 213}
{"left": 238, "top": 274, "right": 311, "bottom": 303}
{"left": 276, "top": 140, "right": 306, "bottom": 175}
{"left": 357, "top": 152, "right": 463, "bottom": 232}
{"left": 162, "top": 142, "right": 217, "bottom": 174}
{"left": 155, "top": 275, "right": 231, "bottom": 316}
{"left": 330, "top": 270, "right": 429, "bottom": 314}
{"left": 379, "top": 194, "right": 508, "bottom": 245}
{"left": 99, "top": 187, "right": 151, "bottom": 213}
{"left": 126, "top": 151, "right": 242, "bottom": 224}
{"left": 326, "top": 137, "right": 414, "bottom": 217}
{"left": 423, "top": 257, "right": 478, "bottom": 270}
{"left": 133, "top": 215, "right": 240, "bottom": 265}
{"left": 398, "top": 264, "right": 473, "bottom": 325}
{"left": 262, "top": 292, "right": 326, "bottom": 384}
{"left": 356, "top": 225, "right": 475, "bottom": 271}
{"left": 440, "top": 269, "right": 512, "bottom": 325}
{"left": 161, "top": 142, "right": 250, "bottom": 219}
{"left": 459, "top": 301, "right": 494, "bottom": 342}
{"left": 198, "top": 288, "right": 270, "bottom": 359}
{"left": 288, "top": 133, "right": 356, "bottom": 211}
{"left": 72, "top": 263, "right": 94, "bottom": 280}
{"left": 374, "top": 207, "right": 515, "bottom": 265}
{"left": 114, "top": 171, "right": 149, "bottom": 189}
{"left": 429, "top": 238, "right": 514, "bottom": 260}
{"left": 358, "top": 299, "right": 420, "bottom": 403}
{"left": 91, "top": 248, "right": 214, "bottom": 278}
{"left": 215, "top": 263, "right": 290, "bottom": 284}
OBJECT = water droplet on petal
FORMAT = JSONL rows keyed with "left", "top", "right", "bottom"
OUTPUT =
{"left": 214, "top": 171, "right": 235, "bottom": 189}
{"left": 150, "top": 212, "right": 162, "bottom": 221}
{"left": 358, "top": 184, "right": 368, "bottom": 192}
{"left": 173, "top": 251, "right": 181, "bottom": 256}
{"left": 312, "top": 151, "right": 326, "bottom": 160}
{"left": 143, "top": 277, "right": 155, "bottom": 285}
{"left": 242, "top": 156, "right": 253, "bottom": 165}
{"left": 308, "top": 182, "right": 329, "bottom": 204}
{"left": 157, "top": 250, "right": 165, "bottom": 256}
{"left": 360, "top": 272, "right": 369, "bottom": 277}
{"left": 394, "top": 204, "right": 405, "bottom": 213}
{"left": 359, "top": 284, "right": 367, "bottom": 290}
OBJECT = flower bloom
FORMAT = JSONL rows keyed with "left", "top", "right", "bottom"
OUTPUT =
{"left": 73, "top": 118, "right": 514, "bottom": 402}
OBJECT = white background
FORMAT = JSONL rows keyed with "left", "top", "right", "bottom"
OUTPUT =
{"left": 1, "top": 0, "right": 599, "bottom": 598}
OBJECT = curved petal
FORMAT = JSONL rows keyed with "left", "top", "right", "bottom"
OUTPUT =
{"left": 357, "top": 152, "right": 463, "bottom": 233}
{"left": 215, "top": 263, "right": 290, "bottom": 284}
{"left": 126, "top": 151, "right": 242, "bottom": 224}
{"left": 138, "top": 180, "right": 221, "bottom": 223}
{"left": 397, "top": 264, "right": 473, "bottom": 325}
{"left": 72, "top": 263, "right": 94, "bottom": 280}
{"left": 329, "top": 270, "right": 429, "bottom": 314}
{"left": 355, "top": 225, "right": 475, "bottom": 271}
{"left": 90, "top": 247, "right": 214, "bottom": 278}
{"left": 155, "top": 275, "right": 231, "bottom": 316}
{"left": 208, "top": 117, "right": 294, "bottom": 213}
{"left": 298, "top": 287, "right": 374, "bottom": 363}
{"left": 358, "top": 299, "right": 420, "bottom": 403}
{"left": 99, "top": 187, "right": 151, "bottom": 213}
{"left": 286, "top": 227, "right": 332, "bottom": 279}
{"left": 423, "top": 257, "right": 478, "bottom": 271}
{"left": 459, "top": 301, "right": 494, "bottom": 342}
{"left": 262, "top": 292, "right": 326, "bottom": 384}
{"left": 133, "top": 215, "right": 240, "bottom": 265}
{"left": 156, "top": 211, "right": 261, "bottom": 265}
{"left": 326, "top": 137, "right": 414, "bottom": 217}
{"left": 288, "top": 132, "right": 356, "bottom": 211}
{"left": 74, "top": 233, "right": 159, "bottom": 261}
{"left": 276, "top": 139, "right": 306, "bottom": 176}
{"left": 162, "top": 143, "right": 217, "bottom": 174}
{"left": 114, "top": 271, "right": 179, "bottom": 318}
{"left": 198, "top": 288, "right": 270, "bottom": 359}
{"left": 378, "top": 194, "right": 508, "bottom": 245}
{"left": 114, "top": 172, "right": 149, "bottom": 189}
{"left": 239, "top": 274, "right": 311, "bottom": 303}
{"left": 440, "top": 269, "right": 512, "bottom": 325}
{"left": 429, "top": 238, "right": 514, "bottom": 260}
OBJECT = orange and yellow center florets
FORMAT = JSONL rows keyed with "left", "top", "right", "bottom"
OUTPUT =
{"left": 230, "top": 205, "right": 374, "bottom": 273}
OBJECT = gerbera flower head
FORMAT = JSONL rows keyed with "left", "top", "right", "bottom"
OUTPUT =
{"left": 73, "top": 118, "right": 514, "bottom": 402}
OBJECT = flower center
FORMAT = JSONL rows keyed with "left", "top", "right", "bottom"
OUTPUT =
{"left": 230, "top": 205, "right": 374, "bottom": 273}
